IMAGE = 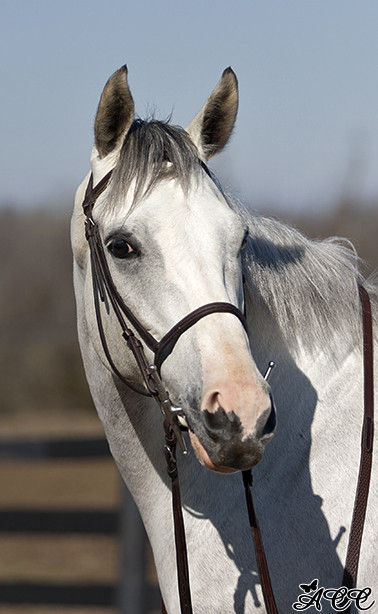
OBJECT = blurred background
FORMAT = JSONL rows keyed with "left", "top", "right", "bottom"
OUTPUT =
{"left": 0, "top": 1, "right": 377, "bottom": 613}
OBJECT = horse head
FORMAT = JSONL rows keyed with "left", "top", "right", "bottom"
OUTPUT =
{"left": 73, "top": 66, "right": 276, "bottom": 472}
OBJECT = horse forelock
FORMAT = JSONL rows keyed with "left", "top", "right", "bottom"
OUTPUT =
{"left": 107, "top": 118, "right": 202, "bottom": 212}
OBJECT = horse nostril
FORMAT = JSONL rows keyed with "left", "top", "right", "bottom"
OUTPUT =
{"left": 203, "top": 406, "right": 230, "bottom": 432}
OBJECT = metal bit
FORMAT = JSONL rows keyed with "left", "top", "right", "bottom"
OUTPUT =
{"left": 170, "top": 405, "right": 184, "bottom": 415}
{"left": 148, "top": 365, "right": 188, "bottom": 455}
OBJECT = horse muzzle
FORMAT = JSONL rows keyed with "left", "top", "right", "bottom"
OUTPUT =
{"left": 187, "top": 393, "right": 276, "bottom": 472}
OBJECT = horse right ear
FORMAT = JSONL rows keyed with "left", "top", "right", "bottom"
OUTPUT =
{"left": 186, "top": 67, "right": 238, "bottom": 161}
{"left": 94, "top": 65, "right": 134, "bottom": 158}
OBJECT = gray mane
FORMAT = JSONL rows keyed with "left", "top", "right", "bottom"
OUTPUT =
{"left": 110, "top": 119, "right": 201, "bottom": 205}
{"left": 240, "top": 212, "right": 377, "bottom": 356}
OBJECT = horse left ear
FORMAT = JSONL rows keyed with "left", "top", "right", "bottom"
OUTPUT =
{"left": 186, "top": 67, "right": 238, "bottom": 160}
{"left": 94, "top": 65, "right": 134, "bottom": 158}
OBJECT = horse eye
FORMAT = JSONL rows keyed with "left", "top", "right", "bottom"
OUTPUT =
{"left": 107, "top": 237, "right": 135, "bottom": 259}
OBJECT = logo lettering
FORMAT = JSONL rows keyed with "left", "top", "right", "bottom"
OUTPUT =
{"left": 292, "top": 579, "right": 375, "bottom": 612}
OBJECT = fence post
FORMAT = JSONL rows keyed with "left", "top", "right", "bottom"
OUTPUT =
{"left": 117, "top": 481, "right": 147, "bottom": 614}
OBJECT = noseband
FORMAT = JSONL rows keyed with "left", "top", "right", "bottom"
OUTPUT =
{"left": 82, "top": 165, "right": 374, "bottom": 614}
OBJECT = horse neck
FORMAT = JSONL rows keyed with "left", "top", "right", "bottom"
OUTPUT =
{"left": 244, "top": 276, "right": 365, "bottom": 467}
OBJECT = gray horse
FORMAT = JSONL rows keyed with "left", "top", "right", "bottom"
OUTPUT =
{"left": 71, "top": 66, "right": 377, "bottom": 613}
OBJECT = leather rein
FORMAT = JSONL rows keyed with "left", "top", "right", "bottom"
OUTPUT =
{"left": 82, "top": 167, "right": 374, "bottom": 614}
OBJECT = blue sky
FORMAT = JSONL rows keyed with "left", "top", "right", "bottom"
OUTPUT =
{"left": 1, "top": 0, "right": 378, "bottom": 211}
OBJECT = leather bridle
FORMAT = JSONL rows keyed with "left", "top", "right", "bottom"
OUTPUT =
{"left": 82, "top": 164, "right": 374, "bottom": 614}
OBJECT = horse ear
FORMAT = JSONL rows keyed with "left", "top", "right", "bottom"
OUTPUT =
{"left": 186, "top": 67, "right": 238, "bottom": 160}
{"left": 94, "top": 65, "right": 134, "bottom": 158}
